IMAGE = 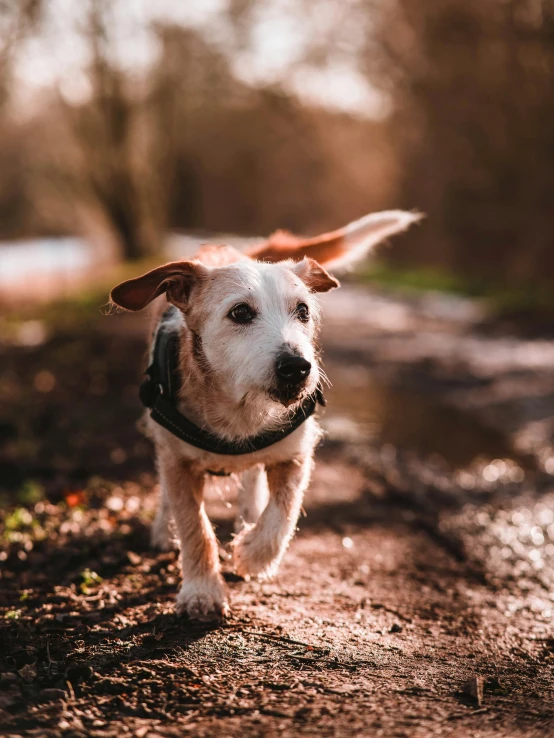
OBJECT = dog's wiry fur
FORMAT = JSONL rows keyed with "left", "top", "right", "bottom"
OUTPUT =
{"left": 110, "top": 210, "right": 420, "bottom": 620}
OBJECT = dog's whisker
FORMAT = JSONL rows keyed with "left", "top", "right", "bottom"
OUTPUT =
{"left": 318, "top": 368, "right": 332, "bottom": 389}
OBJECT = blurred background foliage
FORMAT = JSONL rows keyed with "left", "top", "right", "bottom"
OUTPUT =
{"left": 0, "top": 0, "right": 553, "bottom": 285}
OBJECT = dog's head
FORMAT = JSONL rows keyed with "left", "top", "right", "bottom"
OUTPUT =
{"left": 110, "top": 256, "right": 337, "bottom": 408}
{"left": 110, "top": 210, "right": 421, "bottom": 412}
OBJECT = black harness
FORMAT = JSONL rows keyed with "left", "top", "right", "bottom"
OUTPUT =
{"left": 139, "top": 308, "right": 325, "bottom": 461}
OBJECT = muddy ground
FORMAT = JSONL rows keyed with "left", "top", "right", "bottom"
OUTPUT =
{"left": 1, "top": 285, "right": 554, "bottom": 737}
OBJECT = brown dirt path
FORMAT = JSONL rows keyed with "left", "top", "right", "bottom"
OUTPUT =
{"left": 1, "top": 290, "right": 553, "bottom": 737}
{"left": 1, "top": 453, "right": 553, "bottom": 737}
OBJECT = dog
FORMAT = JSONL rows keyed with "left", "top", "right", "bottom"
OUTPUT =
{"left": 110, "top": 210, "right": 419, "bottom": 620}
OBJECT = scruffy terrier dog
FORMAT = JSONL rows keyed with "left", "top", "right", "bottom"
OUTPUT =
{"left": 110, "top": 211, "right": 419, "bottom": 620}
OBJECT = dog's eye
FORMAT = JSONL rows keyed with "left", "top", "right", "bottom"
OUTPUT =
{"left": 294, "top": 303, "right": 310, "bottom": 323}
{"left": 228, "top": 303, "right": 255, "bottom": 324}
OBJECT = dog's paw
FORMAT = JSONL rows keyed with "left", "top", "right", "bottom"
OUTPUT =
{"left": 232, "top": 526, "right": 279, "bottom": 581}
{"left": 176, "top": 577, "right": 229, "bottom": 621}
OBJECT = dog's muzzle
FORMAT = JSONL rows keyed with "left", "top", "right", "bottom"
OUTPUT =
{"left": 271, "top": 350, "right": 312, "bottom": 406}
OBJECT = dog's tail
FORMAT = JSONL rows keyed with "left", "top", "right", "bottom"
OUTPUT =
{"left": 246, "top": 210, "right": 422, "bottom": 272}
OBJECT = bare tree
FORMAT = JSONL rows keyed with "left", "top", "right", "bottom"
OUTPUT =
{"left": 54, "top": 0, "right": 168, "bottom": 260}
{"left": 0, "top": 0, "right": 43, "bottom": 107}
{"left": 364, "top": 0, "right": 554, "bottom": 281}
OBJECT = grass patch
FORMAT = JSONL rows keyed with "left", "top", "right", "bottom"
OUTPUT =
{"left": 4, "top": 507, "right": 33, "bottom": 531}
{"left": 4, "top": 609, "right": 22, "bottom": 620}
{"left": 355, "top": 262, "right": 554, "bottom": 317}
{"left": 16, "top": 480, "right": 45, "bottom": 505}
{"left": 79, "top": 568, "right": 103, "bottom": 595}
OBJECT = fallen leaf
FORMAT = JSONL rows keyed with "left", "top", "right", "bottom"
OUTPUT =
{"left": 18, "top": 662, "right": 37, "bottom": 682}
{"left": 64, "top": 490, "right": 86, "bottom": 508}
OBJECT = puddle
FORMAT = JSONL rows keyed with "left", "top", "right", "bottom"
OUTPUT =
{"left": 441, "top": 492, "right": 554, "bottom": 598}
{"left": 323, "top": 362, "right": 554, "bottom": 597}
{"left": 322, "top": 361, "right": 530, "bottom": 470}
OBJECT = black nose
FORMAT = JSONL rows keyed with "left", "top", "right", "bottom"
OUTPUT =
{"left": 276, "top": 354, "right": 311, "bottom": 385}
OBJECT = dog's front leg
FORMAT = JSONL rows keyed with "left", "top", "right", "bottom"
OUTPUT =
{"left": 235, "top": 465, "right": 269, "bottom": 532}
{"left": 151, "top": 484, "right": 175, "bottom": 551}
{"left": 232, "top": 456, "right": 312, "bottom": 580}
{"left": 159, "top": 456, "right": 229, "bottom": 620}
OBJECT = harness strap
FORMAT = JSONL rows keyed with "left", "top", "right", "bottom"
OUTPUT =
{"left": 140, "top": 307, "right": 324, "bottom": 457}
{"left": 149, "top": 392, "right": 319, "bottom": 455}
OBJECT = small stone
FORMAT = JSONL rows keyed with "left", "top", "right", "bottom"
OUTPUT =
{"left": 462, "top": 675, "right": 484, "bottom": 706}
{"left": 0, "top": 684, "right": 22, "bottom": 708}
{"left": 0, "top": 672, "right": 19, "bottom": 684}
{"left": 38, "top": 688, "right": 66, "bottom": 702}
{"left": 65, "top": 664, "right": 93, "bottom": 682}
{"left": 390, "top": 623, "right": 403, "bottom": 633}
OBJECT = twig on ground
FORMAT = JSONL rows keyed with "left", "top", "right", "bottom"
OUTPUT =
{"left": 47, "top": 637, "right": 53, "bottom": 678}
{"left": 243, "top": 630, "right": 329, "bottom": 651}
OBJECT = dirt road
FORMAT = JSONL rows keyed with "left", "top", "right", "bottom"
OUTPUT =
{"left": 1, "top": 285, "right": 553, "bottom": 736}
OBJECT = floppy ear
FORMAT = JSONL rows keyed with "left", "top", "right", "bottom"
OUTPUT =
{"left": 247, "top": 210, "right": 422, "bottom": 272}
{"left": 292, "top": 257, "right": 340, "bottom": 293}
{"left": 110, "top": 260, "right": 207, "bottom": 311}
